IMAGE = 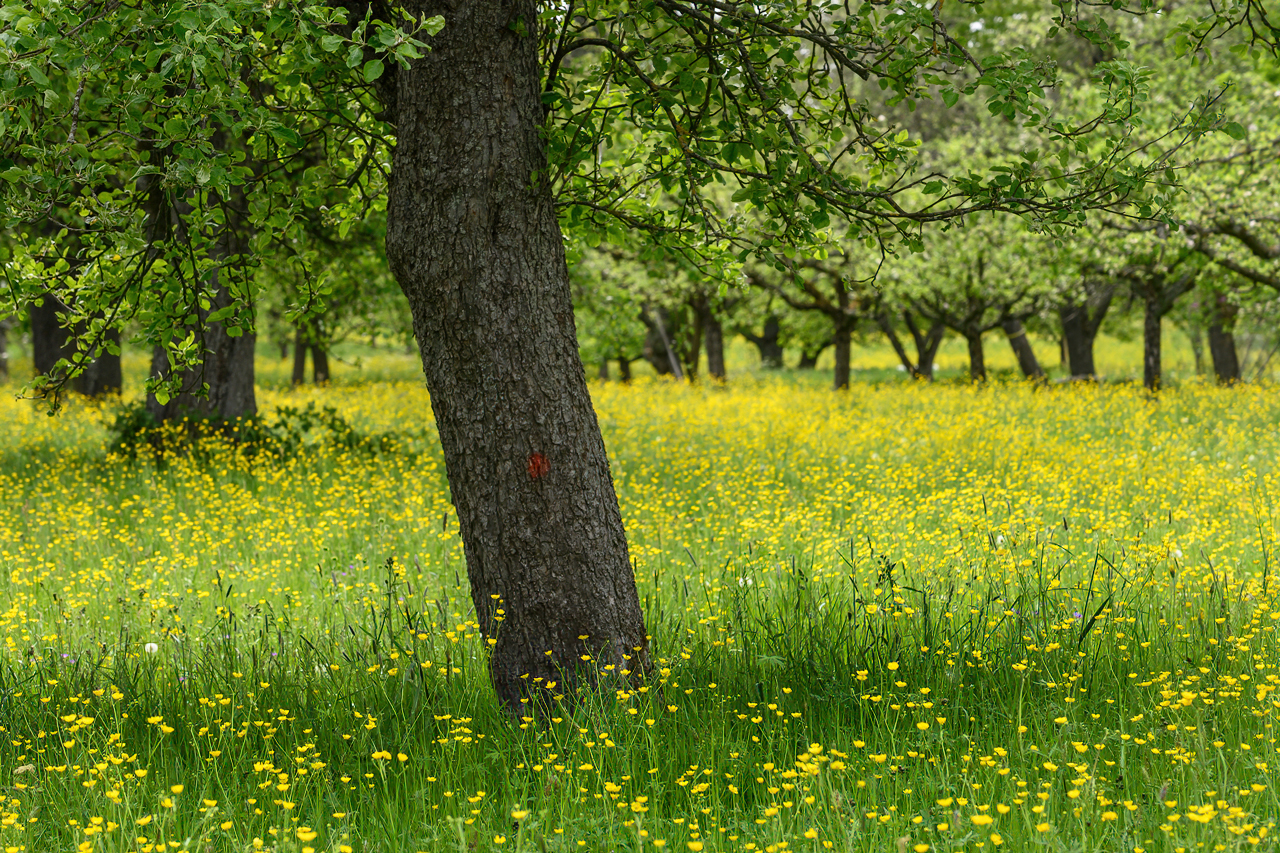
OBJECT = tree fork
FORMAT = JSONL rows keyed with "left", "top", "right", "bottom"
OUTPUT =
{"left": 384, "top": 0, "right": 651, "bottom": 712}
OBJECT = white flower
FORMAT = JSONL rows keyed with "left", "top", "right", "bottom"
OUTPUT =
{"left": 144, "top": 643, "right": 159, "bottom": 654}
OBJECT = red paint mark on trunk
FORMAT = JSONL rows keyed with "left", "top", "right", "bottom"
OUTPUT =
{"left": 527, "top": 452, "right": 550, "bottom": 479}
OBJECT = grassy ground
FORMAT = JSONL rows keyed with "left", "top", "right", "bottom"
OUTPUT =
{"left": 0, "top": 351, "right": 1278, "bottom": 853}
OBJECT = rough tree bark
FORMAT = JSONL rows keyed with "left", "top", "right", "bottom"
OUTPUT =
{"left": 1001, "top": 318, "right": 1044, "bottom": 380}
{"left": 383, "top": 0, "right": 651, "bottom": 712}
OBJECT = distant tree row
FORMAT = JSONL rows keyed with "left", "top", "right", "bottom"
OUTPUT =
{"left": 572, "top": 208, "right": 1280, "bottom": 390}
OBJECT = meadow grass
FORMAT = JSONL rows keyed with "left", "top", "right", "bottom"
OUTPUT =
{"left": 0, "top": 364, "right": 1278, "bottom": 853}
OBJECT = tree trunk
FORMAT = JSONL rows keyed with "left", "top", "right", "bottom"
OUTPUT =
{"left": 682, "top": 306, "right": 703, "bottom": 381}
{"left": 0, "top": 317, "right": 9, "bottom": 384}
{"left": 965, "top": 332, "right": 986, "bottom": 382}
{"left": 597, "top": 359, "right": 609, "bottom": 381}
{"left": 311, "top": 345, "right": 330, "bottom": 384}
{"left": 1208, "top": 322, "right": 1240, "bottom": 384}
{"left": 31, "top": 293, "right": 121, "bottom": 396}
{"left": 796, "top": 344, "right": 825, "bottom": 369}
{"left": 832, "top": 321, "right": 852, "bottom": 390}
{"left": 1002, "top": 318, "right": 1044, "bottom": 380}
{"left": 1187, "top": 324, "right": 1206, "bottom": 375}
{"left": 147, "top": 281, "right": 257, "bottom": 422}
{"left": 640, "top": 305, "right": 683, "bottom": 378}
{"left": 914, "top": 322, "right": 945, "bottom": 381}
{"left": 292, "top": 325, "right": 308, "bottom": 385}
{"left": 30, "top": 293, "right": 68, "bottom": 377}
{"left": 1059, "top": 301, "right": 1098, "bottom": 378}
{"left": 617, "top": 356, "right": 632, "bottom": 383}
{"left": 1143, "top": 296, "right": 1162, "bottom": 391}
{"left": 697, "top": 298, "right": 726, "bottom": 381}
{"left": 72, "top": 329, "right": 122, "bottom": 396}
{"left": 384, "top": 0, "right": 650, "bottom": 713}
{"left": 744, "top": 316, "right": 784, "bottom": 368}
{"left": 890, "top": 312, "right": 944, "bottom": 381}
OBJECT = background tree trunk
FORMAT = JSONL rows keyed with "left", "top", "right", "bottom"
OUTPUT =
{"left": 965, "top": 332, "right": 986, "bottom": 382}
{"left": 640, "top": 305, "right": 683, "bottom": 378}
{"left": 1143, "top": 296, "right": 1163, "bottom": 391}
{"left": 743, "top": 316, "right": 784, "bottom": 368}
{"left": 1208, "top": 321, "right": 1240, "bottom": 384}
{"left": 796, "top": 341, "right": 828, "bottom": 369}
{"left": 913, "top": 322, "right": 944, "bottom": 381}
{"left": 0, "top": 317, "right": 9, "bottom": 384}
{"left": 681, "top": 304, "right": 703, "bottom": 381}
{"left": 30, "top": 293, "right": 68, "bottom": 377}
{"left": 832, "top": 322, "right": 852, "bottom": 390}
{"left": 72, "top": 329, "right": 122, "bottom": 396}
{"left": 1057, "top": 283, "right": 1113, "bottom": 378}
{"left": 696, "top": 297, "right": 726, "bottom": 381}
{"left": 1059, "top": 302, "right": 1099, "bottom": 378}
{"left": 1002, "top": 319, "right": 1044, "bottom": 380}
{"left": 384, "top": 0, "right": 650, "bottom": 713}
{"left": 292, "top": 326, "right": 308, "bottom": 385}
{"left": 617, "top": 356, "right": 632, "bottom": 383}
{"left": 31, "top": 293, "right": 122, "bottom": 396}
{"left": 147, "top": 281, "right": 257, "bottom": 422}
{"left": 597, "top": 359, "right": 609, "bottom": 381}
{"left": 1187, "top": 324, "right": 1206, "bottom": 375}
{"left": 311, "top": 344, "right": 330, "bottom": 384}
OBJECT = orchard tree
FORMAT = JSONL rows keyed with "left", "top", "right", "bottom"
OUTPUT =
{"left": 745, "top": 254, "right": 874, "bottom": 389}
{"left": 884, "top": 218, "right": 1048, "bottom": 381}
{"left": 4, "top": 0, "right": 1276, "bottom": 711}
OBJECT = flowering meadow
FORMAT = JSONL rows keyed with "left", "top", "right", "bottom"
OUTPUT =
{"left": 1, "top": 364, "right": 1278, "bottom": 853}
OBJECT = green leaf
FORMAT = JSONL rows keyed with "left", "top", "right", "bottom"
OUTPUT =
{"left": 321, "top": 34, "right": 344, "bottom": 52}
{"left": 941, "top": 89, "right": 958, "bottom": 108}
{"left": 1221, "top": 121, "right": 1246, "bottom": 140}
{"left": 363, "top": 59, "right": 385, "bottom": 83}
{"left": 26, "top": 64, "right": 49, "bottom": 89}
{"left": 267, "top": 125, "right": 303, "bottom": 149}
